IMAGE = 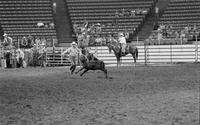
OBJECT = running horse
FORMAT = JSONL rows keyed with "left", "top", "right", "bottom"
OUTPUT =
{"left": 108, "top": 41, "right": 138, "bottom": 67}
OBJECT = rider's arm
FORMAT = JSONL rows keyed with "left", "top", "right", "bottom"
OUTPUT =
{"left": 62, "top": 48, "right": 70, "bottom": 55}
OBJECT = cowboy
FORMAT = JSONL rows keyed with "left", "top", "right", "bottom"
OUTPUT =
{"left": 3, "top": 33, "right": 13, "bottom": 47}
{"left": 118, "top": 33, "right": 126, "bottom": 54}
{"left": 16, "top": 48, "right": 25, "bottom": 68}
{"left": 62, "top": 41, "right": 81, "bottom": 74}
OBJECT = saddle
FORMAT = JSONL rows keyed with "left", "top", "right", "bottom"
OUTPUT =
{"left": 120, "top": 44, "right": 129, "bottom": 56}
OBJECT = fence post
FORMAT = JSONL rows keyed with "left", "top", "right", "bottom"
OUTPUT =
{"left": 61, "top": 48, "right": 63, "bottom": 65}
{"left": 52, "top": 37, "right": 55, "bottom": 67}
{"left": 195, "top": 35, "right": 198, "bottom": 63}
{"left": 170, "top": 43, "right": 173, "bottom": 64}
{"left": 144, "top": 42, "right": 147, "bottom": 65}
{"left": 45, "top": 48, "right": 48, "bottom": 67}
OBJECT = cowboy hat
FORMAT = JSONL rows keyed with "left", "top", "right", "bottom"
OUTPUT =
{"left": 3, "top": 33, "right": 7, "bottom": 36}
{"left": 71, "top": 41, "right": 77, "bottom": 45}
{"left": 119, "top": 33, "right": 124, "bottom": 36}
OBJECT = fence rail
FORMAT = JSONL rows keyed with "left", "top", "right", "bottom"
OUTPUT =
{"left": 1, "top": 43, "right": 200, "bottom": 67}
{"left": 90, "top": 43, "right": 200, "bottom": 65}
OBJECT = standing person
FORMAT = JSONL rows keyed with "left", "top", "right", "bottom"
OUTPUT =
{"left": 16, "top": 49, "right": 25, "bottom": 68}
{"left": 27, "top": 34, "right": 34, "bottom": 48}
{"left": 62, "top": 41, "right": 81, "bottom": 74}
{"left": 32, "top": 44, "right": 39, "bottom": 67}
{"left": 35, "top": 37, "right": 41, "bottom": 49}
{"left": 118, "top": 33, "right": 127, "bottom": 54}
{"left": 38, "top": 43, "right": 46, "bottom": 67}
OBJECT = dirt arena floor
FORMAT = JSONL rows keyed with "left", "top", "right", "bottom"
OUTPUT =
{"left": 0, "top": 64, "right": 199, "bottom": 125}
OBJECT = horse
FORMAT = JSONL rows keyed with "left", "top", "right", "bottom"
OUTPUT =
{"left": 75, "top": 49, "right": 108, "bottom": 78}
{"left": 108, "top": 41, "right": 138, "bottom": 67}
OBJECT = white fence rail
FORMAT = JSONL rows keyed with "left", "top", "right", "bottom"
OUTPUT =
{"left": 90, "top": 44, "right": 200, "bottom": 65}
{"left": 1, "top": 44, "right": 199, "bottom": 67}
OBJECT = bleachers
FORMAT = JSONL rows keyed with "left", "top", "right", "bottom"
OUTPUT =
{"left": 146, "top": 0, "right": 200, "bottom": 45}
{"left": 159, "top": 0, "right": 200, "bottom": 35}
{"left": 66, "top": 0, "right": 156, "bottom": 36}
{"left": 0, "top": 0, "right": 57, "bottom": 44}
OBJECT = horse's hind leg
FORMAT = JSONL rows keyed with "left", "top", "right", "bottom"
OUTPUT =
{"left": 75, "top": 67, "right": 84, "bottom": 74}
{"left": 80, "top": 69, "right": 89, "bottom": 76}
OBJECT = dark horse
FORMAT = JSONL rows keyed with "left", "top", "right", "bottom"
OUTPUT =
{"left": 108, "top": 42, "right": 138, "bottom": 67}
{"left": 75, "top": 48, "right": 108, "bottom": 78}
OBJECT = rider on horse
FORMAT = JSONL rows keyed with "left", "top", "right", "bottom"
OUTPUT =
{"left": 118, "top": 33, "right": 127, "bottom": 55}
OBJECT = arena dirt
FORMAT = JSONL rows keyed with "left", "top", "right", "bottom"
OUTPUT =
{"left": 0, "top": 64, "right": 199, "bottom": 125}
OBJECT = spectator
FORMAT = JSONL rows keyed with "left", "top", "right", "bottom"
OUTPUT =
{"left": 115, "top": 10, "right": 119, "bottom": 17}
{"left": 3, "top": 33, "right": 13, "bottom": 47}
{"left": 44, "top": 23, "right": 49, "bottom": 28}
{"left": 49, "top": 22, "right": 55, "bottom": 29}
{"left": 35, "top": 37, "right": 41, "bottom": 49}
{"left": 27, "top": 34, "right": 34, "bottom": 48}
{"left": 130, "top": 9, "right": 136, "bottom": 17}
{"left": 40, "top": 37, "right": 47, "bottom": 47}
{"left": 37, "top": 21, "right": 44, "bottom": 28}
{"left": 21, "top": 36, "right": 28, "bottom": 48}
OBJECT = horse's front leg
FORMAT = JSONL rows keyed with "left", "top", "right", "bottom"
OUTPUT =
{"left": 75, "top": 66, "right": 84, "bottom": 74}
{"left": 117, "top": 57, "right": 121, "bottom": 67}
{"left": 101, "top": 69, "right": 108, "bottom": 79}
{"left": 132, "top": 54, "right": 136, "bottom": 66}
{"left": 80, "top": 69, "right": 89, "bottom": 76}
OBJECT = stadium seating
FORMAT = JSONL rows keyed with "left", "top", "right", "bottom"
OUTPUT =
{"left": 159, "top": 0, "right": 200, "bottom": 39}
{"left": 66, "top": 0, "right": 157, "bottom": 37}
{"left": 146, "top": 0, "right": 200, "bottom": 45}
{"left": 0, "top": 0, "right": 57, "bottom": 45}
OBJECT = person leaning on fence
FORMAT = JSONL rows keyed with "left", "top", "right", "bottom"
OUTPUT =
{"left": 62, "top": 41, "right": 81, "bottom": 74}
{"left": 32, "top": 44, "right": 39, "bottom": 67}
{"left": 38, "top": 42, "right": 46, "bottom": 67}
{"left": 16, "top": 48, "right": 25, "bottom": 68}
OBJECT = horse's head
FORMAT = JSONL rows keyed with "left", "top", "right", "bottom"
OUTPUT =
{"left": 108, "top": 41, "right": 120, "bottom": 54}
{"left": 79, "top": 54, "right": 88, "bottom": 64}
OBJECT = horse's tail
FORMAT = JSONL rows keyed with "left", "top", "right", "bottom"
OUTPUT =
{"left": 135, "top": 47, "right": 138, "bottom": 59}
